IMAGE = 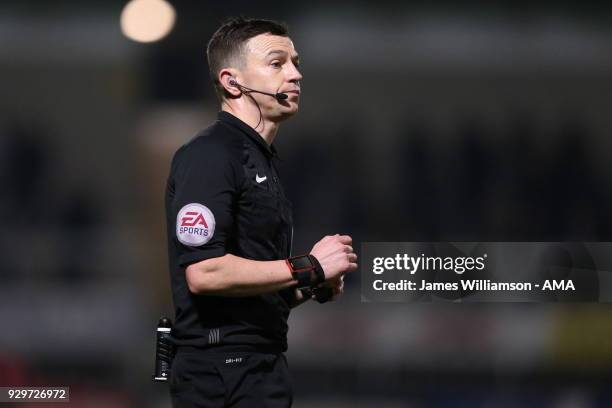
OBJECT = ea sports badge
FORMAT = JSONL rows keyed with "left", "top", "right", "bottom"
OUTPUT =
{"left": 176, "top": 203, "right": 215, "bottom": 246}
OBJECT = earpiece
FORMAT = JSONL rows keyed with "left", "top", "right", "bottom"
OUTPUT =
{"left": 227, "top": 78, "right": 288, "bottom": 101}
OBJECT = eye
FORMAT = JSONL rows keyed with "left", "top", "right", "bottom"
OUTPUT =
{"left": 271, "top": 61, "right": 281, "bottom": 68}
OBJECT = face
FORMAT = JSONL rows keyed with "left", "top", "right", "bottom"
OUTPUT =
{"left": 239, "top": 33, "right": 302, "bottom": 121}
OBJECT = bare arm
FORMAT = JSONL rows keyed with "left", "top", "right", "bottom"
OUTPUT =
{"left": 185, "top": 234, "right": 357, "bottom": 299}
{"left": 186, "top": 254, "right": 298, "bottom": 296}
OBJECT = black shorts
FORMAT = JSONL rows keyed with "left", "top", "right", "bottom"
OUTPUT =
{"left": 169, "top": 347, "right": 293, "bottom": 408}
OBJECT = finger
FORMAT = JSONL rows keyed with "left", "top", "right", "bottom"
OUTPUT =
{"left": 347, "top": 253, "right": 358, "bottom": 262}
{"left": 332, "top": 285, "right": 344, "bottom": 300}
{"left": 347, "top": 262, "right": 358, "bottom": 272}
{"left": 332, "top": 275, "right": 344, "bottom": 284}
{"left": 337, "top": 235, "right": 352, "bottom": 245}
{"left": 323, "top": 275, "right": 342, "bottom": 287}
{"left": 343, "top": 245, "right": 353, "bottom": 253}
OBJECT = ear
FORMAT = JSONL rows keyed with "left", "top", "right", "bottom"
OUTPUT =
{"left": 219, "top": 69, "right": 242, "bottom": 97}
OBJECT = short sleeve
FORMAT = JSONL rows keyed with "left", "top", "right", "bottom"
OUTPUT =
{"left": 170, "top": 140, "right": 240, "bottom": 267}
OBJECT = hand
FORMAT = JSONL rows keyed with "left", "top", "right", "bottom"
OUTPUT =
{"left": 323, "top": 275, "right": 345, "bottom": 301}
{"left": 310, "top": 234, "right": 358, "bottom": 281}
{"left": 311, "top": 275, "right": 344, "bottom": 303}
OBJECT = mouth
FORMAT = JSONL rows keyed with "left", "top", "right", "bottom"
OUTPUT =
{"left": 283, "top": 89, "right": 301, "bottom": 96}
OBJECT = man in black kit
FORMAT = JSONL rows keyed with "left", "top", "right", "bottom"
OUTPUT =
{"left": 165, "top": 17, "right": 358, "bottom": 407}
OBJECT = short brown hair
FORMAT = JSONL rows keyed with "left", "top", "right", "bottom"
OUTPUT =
{"left": 206, "top": 17, "right": 289, "bottom": 101}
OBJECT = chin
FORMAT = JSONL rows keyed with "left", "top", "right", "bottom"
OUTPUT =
{"left": 275, "top": 105, "right": 299, "bottom": 121}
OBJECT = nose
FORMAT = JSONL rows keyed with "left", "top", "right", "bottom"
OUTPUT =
{"left": 286, "top": 61, "right": 302, "bottom": 84}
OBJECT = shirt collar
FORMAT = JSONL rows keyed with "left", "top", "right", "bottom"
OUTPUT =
{"left": 217, "top": 111, "right": 277, "bottom": 158}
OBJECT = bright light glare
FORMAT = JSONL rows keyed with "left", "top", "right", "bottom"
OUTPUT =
{"left": 120, "top": 0, "right": 176, "bottom": 43}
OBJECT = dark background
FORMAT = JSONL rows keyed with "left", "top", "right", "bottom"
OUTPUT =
{"left": 1, "top": 1, "right": 612, "bottom": 407}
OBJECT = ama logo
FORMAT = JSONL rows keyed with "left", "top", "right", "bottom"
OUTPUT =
{"left": 176, "top": 203, "right": 215, "bottom": 246}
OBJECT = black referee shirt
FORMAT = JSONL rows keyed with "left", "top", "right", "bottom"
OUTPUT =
{"left": 165, "top": 111, "right": 294, "bottom": 352}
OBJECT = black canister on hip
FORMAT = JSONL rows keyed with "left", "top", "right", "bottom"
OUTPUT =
{"left": 153, "top": 316, "right": 174, "bottom": 382}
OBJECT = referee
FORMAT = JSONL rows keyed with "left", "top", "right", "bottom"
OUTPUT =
{"left": 165, "top": 17, "right": 358, "bottom": 407}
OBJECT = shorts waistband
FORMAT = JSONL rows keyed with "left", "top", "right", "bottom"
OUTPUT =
{"left": 176, "top": 344, "right": 284, "bottom": 355}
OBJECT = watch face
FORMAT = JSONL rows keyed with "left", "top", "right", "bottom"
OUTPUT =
{"left": 291, "top": 256, "right": 313, "bottom": 270}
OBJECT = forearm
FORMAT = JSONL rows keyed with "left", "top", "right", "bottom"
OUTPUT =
{"left": 186, "top": 254, "right": 297, "bottom": 296}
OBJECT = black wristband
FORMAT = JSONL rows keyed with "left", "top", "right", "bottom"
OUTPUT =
{"left": 299, "top": 287, "right": 313, "bottom": 299}
{"left": 307, "top": 254, "right": 325, "bottom": 285}
{"left": 312, "top": 286, "right": 334, "bottom": 304}
{"left": 286, "top": 254, "right": 325, "bottom": 289}
{"left": 293, "top": 270, "right": 312, "bottom": 289}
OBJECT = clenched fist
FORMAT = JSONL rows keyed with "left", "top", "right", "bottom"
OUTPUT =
{"left": 310, "top": 234, "right": 358, "bottom": 281}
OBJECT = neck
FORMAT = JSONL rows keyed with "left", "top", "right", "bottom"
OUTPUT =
{"left": 222, "top": 101, "right": 279, "bottom": 146}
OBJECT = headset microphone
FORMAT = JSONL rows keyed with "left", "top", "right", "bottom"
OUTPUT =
{"left": 229, "top": 78, "right": 288, "bottom": 101}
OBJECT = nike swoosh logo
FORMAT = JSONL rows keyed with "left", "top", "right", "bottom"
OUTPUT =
{"left": 255, "top": 174, "right": 267, "bottom": 183}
